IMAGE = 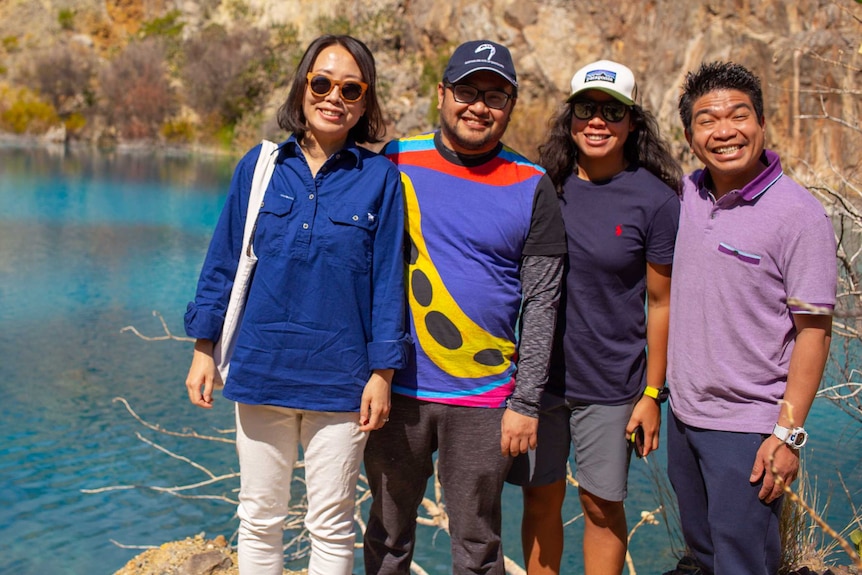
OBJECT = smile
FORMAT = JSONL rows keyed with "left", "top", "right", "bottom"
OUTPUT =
{"left": 713, "top": 145, "right": 742, "bottom": 155}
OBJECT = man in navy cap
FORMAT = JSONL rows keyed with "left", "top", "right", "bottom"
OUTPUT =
{"left": 363, "top": 39, "right": 567, "bottom": 574}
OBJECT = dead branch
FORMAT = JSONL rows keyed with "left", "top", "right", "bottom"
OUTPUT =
{"left": 120, "top": 310, "right": 195, "bottom": 342}
{"left": 112, "top": 397, "right": 235, "bottom": 444}
{"left": 768, "top": 403, "right": 862, "bottom": 568}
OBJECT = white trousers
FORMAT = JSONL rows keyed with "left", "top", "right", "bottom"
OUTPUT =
{"left": 235, "top": 402, "right": 367, "bottom": 575}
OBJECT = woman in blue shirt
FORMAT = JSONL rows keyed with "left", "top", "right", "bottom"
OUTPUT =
{"left": 184, "top": 35, "right": 409, "bottom": 575}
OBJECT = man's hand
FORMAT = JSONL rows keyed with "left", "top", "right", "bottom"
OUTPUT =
{"left": 750, "top": 434, "right": 800, "bottom": 503}
{"left": 500, "top": 408, "right": 538, "bottom": 456}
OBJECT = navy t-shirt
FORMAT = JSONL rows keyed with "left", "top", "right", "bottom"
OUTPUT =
{"left": 547, "top": 165, "right": 680, "bottom": 404}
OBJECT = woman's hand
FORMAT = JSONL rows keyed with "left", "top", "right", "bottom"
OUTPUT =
{"left": 359, "top": 369, "right": 393, "bottom": 431}
{"left": 186, "top": 339, "right": 216, "bottom": 409}
{"left": 627, "top": 394, "right": 661, "bottom": 457}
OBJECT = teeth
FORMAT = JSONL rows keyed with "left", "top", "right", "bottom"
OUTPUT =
{"left": 321, "top": 110, "right": 340, "bottom": 117}
{"left": 585, "top": 134, "right": 608, "bottom": 141}
{"left": 715, "top": 145, "right": 740, "bottom": 154}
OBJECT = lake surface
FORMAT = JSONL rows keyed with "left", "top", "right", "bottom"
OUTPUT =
{"left": 0, "top": 143, "right": 859, "bottom": 574}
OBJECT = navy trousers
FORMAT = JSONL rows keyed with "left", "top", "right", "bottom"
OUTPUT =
{"left": 667, "top": 408, "right": 783, "bottom": 575}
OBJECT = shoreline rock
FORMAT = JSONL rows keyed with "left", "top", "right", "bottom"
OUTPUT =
{"left": 112, "top": 534, "right": 307, "bottom": 575}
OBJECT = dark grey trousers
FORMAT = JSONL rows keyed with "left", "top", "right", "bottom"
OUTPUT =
{"left": 363, "top": 393, "right": 513, "bottom": 575}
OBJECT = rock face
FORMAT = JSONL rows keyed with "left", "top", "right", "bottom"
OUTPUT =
{"left": 0, "top": 0, "right": 859, "bottom": 169}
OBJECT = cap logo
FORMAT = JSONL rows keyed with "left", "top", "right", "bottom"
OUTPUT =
{"left": 474, "top": 43, "right": 496, "bottom": 61}
{"left": 585, "top": 69, "right": 617, "bottom": 84}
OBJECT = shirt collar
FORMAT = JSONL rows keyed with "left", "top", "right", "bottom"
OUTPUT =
{"left": 433, "top": 131, "right": 502, "bottom": 167}
{"left": 697, "top": 148, "right": 784, "bottom": 202}
{"left": 281, "top": 135, "right": 363, "bottom": 168}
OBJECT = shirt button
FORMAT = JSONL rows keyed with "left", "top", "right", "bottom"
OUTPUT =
{"left": 352, "top": 215, "right": 359, "bottom": 221}
{"left": 308, "top": 194, "right": 314, "bottom": 200}
{"left": 302, "top": 223, "right": 309, "bottom": 229}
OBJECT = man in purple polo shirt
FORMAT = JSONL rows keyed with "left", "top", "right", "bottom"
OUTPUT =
{"left": 665, "top": 61, "right": 836, "bottom": 575}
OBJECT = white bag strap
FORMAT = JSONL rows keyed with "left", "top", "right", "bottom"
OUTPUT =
{"left": 212, "top": 139, "right": 279, "bottom": 385}
{"left": 243, "top": 139, "right": 279, "bottom": 257}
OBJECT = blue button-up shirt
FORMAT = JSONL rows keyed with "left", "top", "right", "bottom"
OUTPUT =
{"left": 185, "top": 137, "right": 409, "bottom": 411}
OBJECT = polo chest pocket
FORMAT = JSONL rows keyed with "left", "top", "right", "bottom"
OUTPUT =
{"left": 717, "top": 242, "right": 762, "bottom": 265}
{"left": 254, "top": 192, "right": 295, "bottom": 256}
{"left": 326, "top": 204, "right": 378, "bottom": 272}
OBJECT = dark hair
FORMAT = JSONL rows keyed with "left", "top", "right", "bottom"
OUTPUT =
{"left": 276, "top": 34, "right": 384, "bottom": 144}
{"left": 678, "top": 61, "right": 764, "bottom": 132}
{"left": 538, "top": 101, "right": 682, "bottom": 194}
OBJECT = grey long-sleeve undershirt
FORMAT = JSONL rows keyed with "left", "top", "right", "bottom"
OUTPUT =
{"left": 507, "top": 253, "right": 565, "bottom": 419}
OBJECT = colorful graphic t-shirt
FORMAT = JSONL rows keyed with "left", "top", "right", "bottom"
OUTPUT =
{"left": 386, "top": 132, "right": 564, "bottom": 408}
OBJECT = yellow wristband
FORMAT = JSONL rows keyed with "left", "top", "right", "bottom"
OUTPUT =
{"left": 643, "top": 386, "right": 661, "bottom": 399}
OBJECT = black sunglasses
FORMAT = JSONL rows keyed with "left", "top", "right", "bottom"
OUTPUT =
{"left": 306, "top": 73, "right": 368, "bottom": 103}
{"left": 571, "top": 99, "right": 629, "bottom": 123}
{"left": 446, "top": 83, "right": 513, "bottom": 110}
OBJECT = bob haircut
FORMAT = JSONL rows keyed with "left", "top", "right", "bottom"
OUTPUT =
{"left": 277, "top": 34, "right": 385, "bottom": 144}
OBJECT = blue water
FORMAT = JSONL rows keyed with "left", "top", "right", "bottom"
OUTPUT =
{"left": 1, "top": 144, "right": 859, "bottom": 575}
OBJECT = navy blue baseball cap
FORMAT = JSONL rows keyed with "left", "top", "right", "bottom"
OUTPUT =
{"left": 443, "top": 40, "right": 518, "bottom": 88}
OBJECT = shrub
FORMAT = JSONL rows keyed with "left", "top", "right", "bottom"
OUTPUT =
{"left": 0, "top": 87, "right": 59, "bottom": 134}
{"left": 160, "top": 118, "right": 195, "bottom": 143}
{"left": 139, "top": 10, "right": 185, "bottom": 61}
{"left": 64, "top": 112, "right": 86, "bottom": 137}
{"left": 99, "top": 38, "right": 177, "bottom": 139}
{"left": 27, "top": 44, "right": 95, "bottom": 115}
{"left": 58, "top": 8, "right": 75, "bottom": 31}
{"left": 180, "top": 26, "right": 280, "bottom": 128}
{"left": 139, "top": 10, "right": 184, "bottom": 40}
{"left": 2, "top": 36, "right": 19, "bottom": 52}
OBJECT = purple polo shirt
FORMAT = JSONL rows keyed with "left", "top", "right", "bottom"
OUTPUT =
{"left": 667, "top": 149, "right": 836, "bottom": 434}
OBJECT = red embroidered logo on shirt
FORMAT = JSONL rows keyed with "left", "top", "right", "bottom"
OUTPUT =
{"left": 615, "top": 225, "right": 622, "bottom": 236}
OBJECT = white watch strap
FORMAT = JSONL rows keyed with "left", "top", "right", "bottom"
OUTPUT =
{"left": 772, "top": 423, "right": 791, "bottom": 441}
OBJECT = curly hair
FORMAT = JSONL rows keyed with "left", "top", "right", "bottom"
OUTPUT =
{"left": 678, "top": 61, "right": 764, "bottom": 132}
{"left": 276, "top": 34, "right": 385, "bottom": 144}
{"left": 538, "top": 101, "right": 682, "bottom": 195}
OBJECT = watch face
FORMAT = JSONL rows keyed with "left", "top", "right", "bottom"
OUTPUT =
{"left": 788, "top": 430, "right": 808, "bottom": 448}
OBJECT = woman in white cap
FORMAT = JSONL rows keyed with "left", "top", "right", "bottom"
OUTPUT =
{"left": 508, "top": 60, "right": 682, "bottom": 574}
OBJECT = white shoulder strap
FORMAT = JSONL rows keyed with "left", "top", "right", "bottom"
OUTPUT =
{"left": 213, "top": 139, "right": 279, "bottom": 385}
{"left": 242, "top": 139, "right": 279, "bottom": 255}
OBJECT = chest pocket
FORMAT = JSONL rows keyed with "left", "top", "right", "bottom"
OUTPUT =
{"left": 326, "top": 204, "right": 378, "bottom": 272}
{"left": 254, "top": 192, "right": 295, "bottom": 257}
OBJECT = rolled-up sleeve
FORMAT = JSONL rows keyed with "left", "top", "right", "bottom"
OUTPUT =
{"left": 184, "top": 145, "right": 259, "bottom": 341}
{"left": 367, "top": 166, "right": 411, "bottom": 369}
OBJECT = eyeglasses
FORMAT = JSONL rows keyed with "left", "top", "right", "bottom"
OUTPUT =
{"left": 446, "top": 83, "right": 513, "bottom": 110}
{"left": 571, "top": 99, "right": 629, "bottom": 123}
{"left": 306, "top": 73, "right": 368, "bottom": 103}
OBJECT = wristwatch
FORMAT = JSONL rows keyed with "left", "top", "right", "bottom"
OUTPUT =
{"left": 772, "top": 423, "right": 808, "bottom": 449}
{"left": 643, "top": 385, "right": 669, "bottom": 403}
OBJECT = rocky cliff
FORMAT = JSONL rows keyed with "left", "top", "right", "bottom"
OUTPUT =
{"left": 0, "top": 0, "right": 859, "bottom": 173}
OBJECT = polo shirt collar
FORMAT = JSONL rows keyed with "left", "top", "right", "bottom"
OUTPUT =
{"left": 697, "top": 148, "right": 784, "bottom": 203}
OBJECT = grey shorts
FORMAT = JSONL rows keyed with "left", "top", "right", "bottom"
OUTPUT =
{"left": 507, "top": 395, "right": 636, "bottom": 501}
